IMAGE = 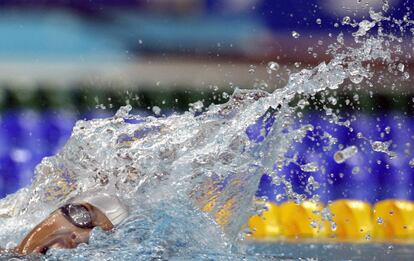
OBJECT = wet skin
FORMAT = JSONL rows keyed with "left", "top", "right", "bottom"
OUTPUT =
{"left": 13, "top": 203, "right": 113, "bottom": 255}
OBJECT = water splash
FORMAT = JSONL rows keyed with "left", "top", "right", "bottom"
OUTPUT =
{"left": 0, "top": 4, "right": 413, "bottom": 260}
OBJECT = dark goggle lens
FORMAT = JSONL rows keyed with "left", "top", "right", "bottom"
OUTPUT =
{"left": 60, "top": 204, "right": 93, "bottom": 229}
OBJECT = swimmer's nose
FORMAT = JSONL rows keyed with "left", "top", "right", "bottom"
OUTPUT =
{"left": 17, "top": 228, "right": 78, "bottom": 254}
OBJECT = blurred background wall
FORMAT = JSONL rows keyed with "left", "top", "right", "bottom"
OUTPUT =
{"left": 0, "top": 0, "right": 411, "bottom": 90}
{"left": 0, "top": 0, "right": 413, "bottom": 202}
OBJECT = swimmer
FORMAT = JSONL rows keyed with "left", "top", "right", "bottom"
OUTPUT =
{"left": 1, "top": 192, "right": 128, "bottom": 256}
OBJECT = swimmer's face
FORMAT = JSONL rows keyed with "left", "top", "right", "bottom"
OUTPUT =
{"left": 15, "top": 203, "right": 113, "bottom": 255}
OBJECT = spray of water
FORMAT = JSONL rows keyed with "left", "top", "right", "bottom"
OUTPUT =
{"left": 0, "top": 4, "right": 413, "bottom": 260}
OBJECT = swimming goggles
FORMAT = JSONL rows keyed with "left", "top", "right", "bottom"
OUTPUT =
{"left": 59, "top": 204, "right": 94, "bottom": 229}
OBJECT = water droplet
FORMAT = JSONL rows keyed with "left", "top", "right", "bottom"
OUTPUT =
{"left": 276, "top": 194, "right": 284, "bottom": 202}
{"left": 331, "top": 222, "right": 337, "bottom": 231}
{"left": 353, "top": 94, "right": 359, "bottom": 101}
{"left": 300, "top": 162, "right": 319, "bottom": 172}
{"left": 382, "top": 0, "right": 389, "bottom": 12}
{"left": 115, "top": 104, "right": 132, "bottom": 118}
{"left": 292, "top": 31, "right": 300, "bottom": 39}
{"left": 334, "top": 145, "right": 358, "bottom": 163}
{"left": 306, "top": 176, "right": 320, "bottom": 191}
{"left": 248, "top": 65, "right": 255, "bottom": 74}
{"left": 267, "top": 61, "right": 280, "bottom": 74}
{"left": 353, "top": 20, "right": 376, "bottom": 37}
{"left": 189, "top": 100, "right": 204, "bottom": 113}
{"left": 372, "top": 141, "right": 387, "bottom": 151}
{"left": 352, "top": 166, "right": 360, "bottom": 174}
{"left": 337, "top": 33, "right": 344, "bottom": 44}
{"left": 398, "top": 63, "right": 405, "bottom": 72}
{"left": 371, "top": 141, "right": 397, "bottom": 158}
{"left": 342, "top": 16, "right": 351, "bottom": 25}
{"left": 409, "top": 158, "right": 414, "bottom": 168}
{"left": 377, "top": 159, "right": 382, "bottom": 165}
{"left": 350, "top": 74, "right": 364, "bottom": 84}
{"left": 255, "top": 80, "right": 268, "bottom": 90}
{"left": 152, "top": 106, "right": 161, "bottom": 115}
{"left": 377, "top": 217, "right": 384, "bottom": 224}
{"left": 369, "top": 8, "right": 384, "bottom": 21}
{"left": 316, "top": 18, "right": 322, "bottom": 25}
{"left": 328, "top": 96, "right": 337, "bottom": 105}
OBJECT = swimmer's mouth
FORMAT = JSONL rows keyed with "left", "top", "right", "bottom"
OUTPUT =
{"left": 39, "top": 246, "right": 49, "bottom": 255}
{"left": 34, "top": 233, "right": 78, "bottom": 254}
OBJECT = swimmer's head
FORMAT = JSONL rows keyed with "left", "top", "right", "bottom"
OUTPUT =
{"left": 15, "top": 192, "right": 128, "bottom": 255}
{"left": 71, "top": 192, "right": 129, "bottom": 227}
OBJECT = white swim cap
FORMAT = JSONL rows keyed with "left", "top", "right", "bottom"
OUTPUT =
{"left": 71, "top": 192, "right": 129, "bottom": 226}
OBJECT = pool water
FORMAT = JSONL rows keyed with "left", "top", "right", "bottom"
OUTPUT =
{"left": 247, "top": 242, "right": 414, "bottom": 260}
{"left": 0, "top": 4, "right": 413, "bottom": 261}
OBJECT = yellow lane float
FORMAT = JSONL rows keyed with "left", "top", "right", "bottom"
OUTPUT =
{"left": 373, "top": 199, "right": 414, "bottom": 241}
{"left": 328, "top": 199, "right": 373, "bottom": 241}
{"left": 279, "top": 201, "right": 329, "bottom": 239}
{"left": 247, "top": 199, "right": 414, "bottom": 242}
{"left": 248, "top": 202, "right": 280, "bottom": 239}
